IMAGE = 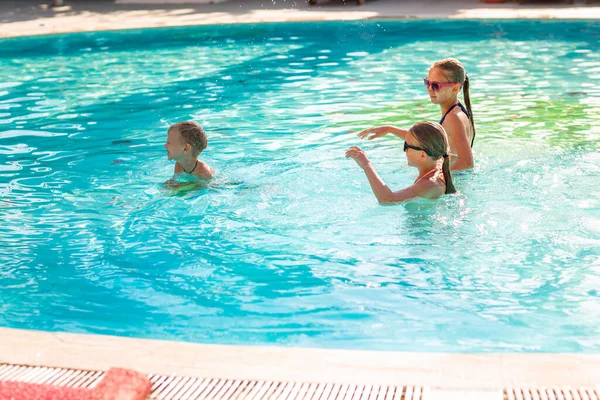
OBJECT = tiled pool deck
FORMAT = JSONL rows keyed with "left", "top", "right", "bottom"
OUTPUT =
{"left": 1, "top": 0, "right": 600, "bottom": 397}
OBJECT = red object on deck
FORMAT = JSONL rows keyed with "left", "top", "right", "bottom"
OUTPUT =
{"left": 0, "top": 368, "right": 152, "bottom": 400}
{"left": 95, "top": 368, "right": 152, "bottom": 400}
{"left": 0, "top": 381, "right": 91, "bottom": 400}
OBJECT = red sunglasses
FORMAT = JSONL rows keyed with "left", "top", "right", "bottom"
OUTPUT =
{"left": 424, "top": 78, "right": 458, "bottom": 92}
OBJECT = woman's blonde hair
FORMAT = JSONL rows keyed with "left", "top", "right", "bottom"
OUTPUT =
{"left": 432, "top": 58, "right": 475, "bottom": 147}
{"left": 409, "top": 121, "right": 456, "bottom": 195}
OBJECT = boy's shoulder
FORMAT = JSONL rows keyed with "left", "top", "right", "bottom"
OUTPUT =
{"left": 193, "top": 161, "right": 215, "bottom": 180}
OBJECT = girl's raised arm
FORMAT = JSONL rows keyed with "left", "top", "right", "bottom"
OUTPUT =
{"left": 357, "top": 126, "right": 409, "bottom": 141}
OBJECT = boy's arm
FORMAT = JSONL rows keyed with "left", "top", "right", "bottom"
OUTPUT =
{"left": 165, "top": 163, "right": 180, "bottom": 186}
{"left": 164, "top": 180, "right": 198, "bottom": 190}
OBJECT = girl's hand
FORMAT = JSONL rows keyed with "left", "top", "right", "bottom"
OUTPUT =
{"left": 345, "top": 146, "right": 371, "bottom": 169}
{"left": 357, "top": 126, "right": 389, "bottom": 140}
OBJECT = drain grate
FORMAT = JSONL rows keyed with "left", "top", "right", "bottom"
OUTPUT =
{"left": 149, "top": 380, "right": 425, "bottom": 400}
{"left": 505, "top": 387, "right": 600, "bottom": 400}
{"left": 0, "top": 363, "right": 425, "bottom": 399}
{"left": 0, "top": 363, "right": 104, "bottom": 388}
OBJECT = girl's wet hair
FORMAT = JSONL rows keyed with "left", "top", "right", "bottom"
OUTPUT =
{"left": 409, "top": 121, "right": 456, "bottom": 195}
{"left": 433, "top": 58, "right": 475, "bottom": 147}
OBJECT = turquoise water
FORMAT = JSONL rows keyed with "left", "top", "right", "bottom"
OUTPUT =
{"left": 1, "top": 20, "right": 599, "bottom": 352}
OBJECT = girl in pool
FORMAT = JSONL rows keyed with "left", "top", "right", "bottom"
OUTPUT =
{"left": 358, "top": 58, "right": 475, "bottom": 171}
{"left": 346, "top": 121, "right": 456, "bottom": 203}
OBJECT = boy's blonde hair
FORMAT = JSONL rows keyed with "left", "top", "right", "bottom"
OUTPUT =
{"left": 169, "top": 121, "right": 207, "bottom": 156}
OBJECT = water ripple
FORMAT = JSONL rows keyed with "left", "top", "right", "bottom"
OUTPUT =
{"left": 0, "top": 20, "right": 599, "bottom": 352}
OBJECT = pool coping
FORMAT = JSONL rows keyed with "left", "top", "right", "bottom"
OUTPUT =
{"left": 0, "top": 327, "right": 599, "bottom": 398}
{"left": 1, "top": 0, "right": 600, "bottom": 39}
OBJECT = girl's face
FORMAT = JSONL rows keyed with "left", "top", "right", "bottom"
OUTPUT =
{"left": 404, "top": 131, "right": 427, "bottom": 167}
{"left": 426, "top": 67, "right": 460, "bottom": 105}
{"left": 164, "top": 129, "right": 188, "bottom": 161}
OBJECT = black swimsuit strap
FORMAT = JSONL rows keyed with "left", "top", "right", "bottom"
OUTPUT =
{"left": 439, "top": 102, "right": 469, "bottom": 125}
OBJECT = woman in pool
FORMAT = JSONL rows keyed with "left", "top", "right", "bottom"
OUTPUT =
{"left": 358, "top": 58, "right": 475, "bottom": 171}
{"left": 346, "top": 121, "right": 456, "bottom": 203}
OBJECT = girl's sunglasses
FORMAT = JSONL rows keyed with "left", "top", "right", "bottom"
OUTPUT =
{"left": 404, "top": 141, "right": 432, "bottom": 156}
{"left": 424, "top": 78, "right": 458, "bottom": 92}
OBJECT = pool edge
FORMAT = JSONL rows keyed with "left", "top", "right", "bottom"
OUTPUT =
{"left": 0, "top": 327, "right": 598, "bottom": 393}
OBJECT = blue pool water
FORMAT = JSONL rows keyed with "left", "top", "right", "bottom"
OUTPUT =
{"left": 1, "top": 20, "right": 599, "bottom": 352}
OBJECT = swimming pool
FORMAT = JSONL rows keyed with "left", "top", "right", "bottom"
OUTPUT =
{"left": 0, "top": 20, "right": 599, "bottom": 352}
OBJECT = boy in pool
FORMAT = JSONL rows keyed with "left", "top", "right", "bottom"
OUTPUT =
{"left": 165, "top": 121, "right": 215, "bottom": 181}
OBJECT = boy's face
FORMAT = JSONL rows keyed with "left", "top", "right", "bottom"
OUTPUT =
{"left": 164, "top": 129, "right": 188, "bottom": 161}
